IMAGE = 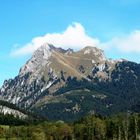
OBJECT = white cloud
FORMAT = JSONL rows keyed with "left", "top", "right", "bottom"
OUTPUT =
{"left": 11, "top": 22, "right": 100, "bottom": 57}
{"left": 10, "top": 22, "right": 140, "bottom": 57}
{"left": 102, "top": 30, "right": 140, "bottom": 53}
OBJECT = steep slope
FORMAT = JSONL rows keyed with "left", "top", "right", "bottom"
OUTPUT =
{"left": 0, "top": 44, "right": 109, "bottom": 108}
{"left": 0, "top": 43, "right": 140, "bottom": 121}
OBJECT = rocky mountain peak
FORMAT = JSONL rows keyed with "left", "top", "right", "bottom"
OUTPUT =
{"left": 84, "top": 46, "right": 105, "bottom": 55}
{"left": 19, "top": 43, "right": 52, "bottom": 76}
{"left": 34, "top": 43, "right": 52, "bottom": 58}
{"left": 78, "top": 46, "right": 106, "bottom": 63}
{"left": 1, "top": 43, "right": 140, "bottom": 121}
{"left": 65, "top": 48, "right": 74, "bottom": 54}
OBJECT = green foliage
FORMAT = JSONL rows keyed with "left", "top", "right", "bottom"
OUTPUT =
{"left": 0, "top": 113, "right": 140, "bottom": 140}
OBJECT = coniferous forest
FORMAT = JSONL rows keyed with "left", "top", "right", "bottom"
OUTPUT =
{"left": 0, "top": 113, "right": 140, "bottom": 140}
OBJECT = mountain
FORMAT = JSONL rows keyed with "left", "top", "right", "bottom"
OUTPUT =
{"left": 0, "top": 100, "right": 27, "bottom": 118}
{"left": 0, "top": 43, "right": 140, "bottom": 121}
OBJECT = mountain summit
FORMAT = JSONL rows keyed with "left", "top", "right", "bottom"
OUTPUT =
{"left": 0, "top": 44, "right": 140, "bottom": 121}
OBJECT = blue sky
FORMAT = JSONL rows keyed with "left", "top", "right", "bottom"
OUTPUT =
{"left": 1, "top": 0, "right": 140, "bottom": 86}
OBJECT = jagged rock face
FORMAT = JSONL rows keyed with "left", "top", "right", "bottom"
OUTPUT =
{"left": 0, "top": 43, "right": 140, "bottom": 121}
{"left": 101, "top": 61, "right": 140, "bottom": 95}
{"left": 0, "top": 105, "right": 27, "bottom": 118}
{"left": 0, "top": 45, "right": 109, "bottom": 106}
{"left": 19, "top": 44, "right": 52, "bottom": 76}
{"left": 0, "top": 100, "right": 28, "bottom": 118}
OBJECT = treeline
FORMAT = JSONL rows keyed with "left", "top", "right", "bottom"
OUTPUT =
{"left": 0, "top": 113, "right": 42, "bottom": 126}
{"left": 0, "top": 113, "right": 140, "bottom": 139}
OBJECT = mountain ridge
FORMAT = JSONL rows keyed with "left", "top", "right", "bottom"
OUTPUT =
{"left": 0, "top": 43, "right": 140, "bottom": 121}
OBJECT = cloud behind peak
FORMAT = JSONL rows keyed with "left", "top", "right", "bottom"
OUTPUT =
{"left": 11, "top": 22, "right": 99, "bottom": 57}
